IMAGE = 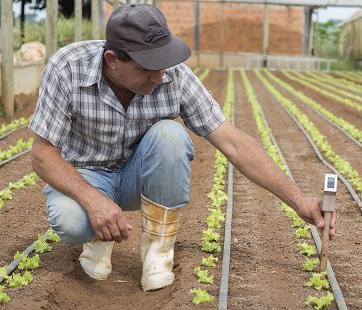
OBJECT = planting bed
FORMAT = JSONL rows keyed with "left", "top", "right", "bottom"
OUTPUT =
{"left": 0, "top": 70, "right": 361, "bottom": 309}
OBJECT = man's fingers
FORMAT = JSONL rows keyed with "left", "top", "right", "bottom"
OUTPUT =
{"left": 116, "top": 218, "right": 130, "bottom": 240}
{"left": 100, "top": 226, "right": 113, "bottom": 242}
{"left": 329, "top": 211, "right": 337, "bottom": 239}
{"left": 108, "top": 222, "right": 123, "bottom": 243}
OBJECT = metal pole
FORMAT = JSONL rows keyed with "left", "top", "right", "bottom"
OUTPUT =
{"left": 219, "top": 0, "right": 225, "bottom": 69}
{"left": 194, "top": 0, "right": 201, "bottom": 67}
{"left": 92, "top": 0, "right": 100, "bottom": 39}
{"left": 262, "top": 4, "right": 269, "bottom": 67}
{"left": 74, "top": 0, "right": 82, "bottom": 42}
{"left": 1, "top": 0, "right": 14, "bottom": 120}
{"left": 46, "top": 0, "right": 58, "bottom": 60}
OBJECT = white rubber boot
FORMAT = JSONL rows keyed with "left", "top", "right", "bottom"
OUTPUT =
{"left": 140, "top": 195, "right": 182, "bottom": 291}
{"left": 79, "top": 241, "right": 114, "bottom": 280}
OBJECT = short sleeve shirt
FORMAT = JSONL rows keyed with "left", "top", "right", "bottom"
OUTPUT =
{"left": 29, "top": 40, "right": 225, "bottom": 171}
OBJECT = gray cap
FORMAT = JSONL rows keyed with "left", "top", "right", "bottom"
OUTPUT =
{"left": 106, "top": 4, "right": 191, "bottom": 70}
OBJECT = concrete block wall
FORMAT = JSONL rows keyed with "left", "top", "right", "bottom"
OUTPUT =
{"left": 160, "top": 2, "right": 305, "bottom": 55}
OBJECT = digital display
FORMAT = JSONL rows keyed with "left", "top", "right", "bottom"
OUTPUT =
{"left": 327, "top": 177, "right": 335, "bottom": 189}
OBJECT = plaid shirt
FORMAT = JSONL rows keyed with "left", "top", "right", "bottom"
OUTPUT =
{"left": 29, "top": 40, "right": 225, "bottom": 170}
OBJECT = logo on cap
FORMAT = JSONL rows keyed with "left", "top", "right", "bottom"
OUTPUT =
{"left": 144, "top": 26, "right": 170, "bottom": 43}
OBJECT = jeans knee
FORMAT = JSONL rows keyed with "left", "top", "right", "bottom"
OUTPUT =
{"left": 47, "top": 195, "right": 95, "bottom": 245}
{"left": 147, "top": 120, "right": 194, "bottom": 163}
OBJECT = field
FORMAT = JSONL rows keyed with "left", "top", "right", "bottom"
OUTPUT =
{"left": 0, "top": 69, "right": 361, "bottom": 309}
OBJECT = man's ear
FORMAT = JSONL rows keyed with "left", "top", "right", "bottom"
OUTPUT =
{"left": 103, "top": 50, "right": 118, "bottom": 70}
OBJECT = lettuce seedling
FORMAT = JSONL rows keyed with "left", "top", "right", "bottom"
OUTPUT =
{"left": 201, "top": 255, "right": 219, "bottom": 267}
{"left": 306, "top": 272, "right": 330, "bottom": 290}
{"left": 302, "top": 258, "right": 320, "bottom": 272}
{"left": 305, "top": 292, "right": 334, "bottom": 310}
{"left": 190, "top": 288, "right": 215, "bottom": 304}
{"left": 299, "top": 242, "right": 317, "bottom": 257}
{"left": 194, "top": 267, "right": 214, "bottom": 284}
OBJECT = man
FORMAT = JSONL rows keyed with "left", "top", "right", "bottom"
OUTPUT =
{"left": 30, "top": 4, "right": 336, "bottom": 292}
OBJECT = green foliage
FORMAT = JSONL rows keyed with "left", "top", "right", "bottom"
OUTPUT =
{"left": 0, "top": 138, "right": 33, "bottom": 162}
{"left": 201, "top": 240, "right": 221, "bottom": 253}
{"left": 0, "top": 266, "right": 8, "bottom": 279}
{"left": 194, "top": 267, "right": 214, "bottom": 284}
{"left": 295, "top": 226, "right": 311, "bottom": 239}
{"left": 13, "top": 17, "right": 102, "bottom": 50}
{"left": 7, "top": 271, "right": 33, "bottom": 288}
{"left": 302, "top": 258, "right": 320, "bottom": 272}
{"left": 0, "top": 285, "right": 10, "bottom": 304}
{"left": 34, "top": 235, "right": 52, "bottom": 254}
{"left": 306, "top": 272, "right": 330, "bottom": 291}
{"left": 313, "top": 21, "right": 341, "bottom": 58}
{"left": 305, "top": 292, "right": 334, "bottom": 310}
{"left": 46, "top": 228, "right": 61, "bottom": 242}
{"left": 190, "top": 288, "right": 215, "bottom": 304}
{"left": 0, "top": 117, "right": 31, "bottom": 136}
{"left": 14, "top": 252, "right": 40, "bottom": 271}
{"left": 201, "top": 255, "right": 219, "bottom": 267}
{"left": 299, "top": 242, "right": 317, "bottom": 257}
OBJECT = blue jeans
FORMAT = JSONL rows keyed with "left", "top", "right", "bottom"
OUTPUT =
{"left": 44, "top": 120, "right": 194, "bottom": 245}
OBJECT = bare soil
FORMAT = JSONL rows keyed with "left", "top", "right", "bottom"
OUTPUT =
{"left": 1, "top": 71, "right": 362, "bottom": 309}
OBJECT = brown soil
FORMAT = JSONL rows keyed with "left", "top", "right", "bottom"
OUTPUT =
{"left": 1, "top": 71, "right": 362, "bottom": 309}
{"left": 275, "top": 72, "right": 362, "bottom": 130}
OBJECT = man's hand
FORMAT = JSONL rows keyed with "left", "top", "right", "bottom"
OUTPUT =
{"left": 86, "top": 193, "right": 133, "bottom": 243}
{"left": 296, "top": 196, "right": 336, "bottom": 240}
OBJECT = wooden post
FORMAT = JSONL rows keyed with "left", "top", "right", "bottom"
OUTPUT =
{"left": 262, "top": 4, "right": 269, "bottom": 68}
{"left": 46, "top": 0, "right": 58, "bottom": 60}
{"left": 1, "top": 0, "right": 14, "bottom": 120}
{"left": 75, "top": 0, "right": 82, "bottom": 42}
{"left": 92, "top": 0, "right": 100, "bottom": 39}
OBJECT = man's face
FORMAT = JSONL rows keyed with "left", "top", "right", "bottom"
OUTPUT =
{"left": 113, "top": 58, "right": 165, "bottom": 95}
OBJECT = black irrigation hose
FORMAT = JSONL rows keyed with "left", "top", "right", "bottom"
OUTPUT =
{"left": 256, "top": 96, "right": 348, "bottom": 310}
{"left": 218, "top": 100, "right": 235, "bottom": 310}
{"left": 0, "top": 149, "right": 31, "bottom": 168}
{"left": 0, "top": 126, "right": 27, "bottom": 141}
{"left": 0, "top": 233, "right": 48, "bottom": 284}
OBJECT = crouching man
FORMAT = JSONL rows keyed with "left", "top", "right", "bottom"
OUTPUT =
{"left": 30, "top": 4, "right": 336, "bottom": 291}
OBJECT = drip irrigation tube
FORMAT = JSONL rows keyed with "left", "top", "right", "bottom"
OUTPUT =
{"left": 0, "top": 149, "right": 31, "bottom": 168}
{"left": 248, "top": 71, "right": 348, "bottom": 309}
{"left": 218, "top": 81, "right": 236, "bottom": 310}
{"left": 0, "top": 232, "right": 49, "bottom": 284}
{"left": 277, "top": 102, "right": 362, "bottom": 211}
{"left": 267, "top": 94, "right": 349, "bottom": 310}
{"left": 0, "top": 126, "right": 27, "bottom": 141}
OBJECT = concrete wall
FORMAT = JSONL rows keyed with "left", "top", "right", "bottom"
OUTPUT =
{"left": 103, "top": 2, "right": 305, "bottom": 56}
{"left": 160, "top": 3, "right": 305, "bottom": 55}
{"left": 0, "top": 60, "right": 44, "bottom": 96}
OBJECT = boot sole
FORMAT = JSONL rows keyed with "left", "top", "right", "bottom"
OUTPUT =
{"left": 142, "top": 273, "right": 174, "bottom": 291}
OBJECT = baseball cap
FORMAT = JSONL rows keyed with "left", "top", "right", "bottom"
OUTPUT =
{"left": 106, "top": 4, "right": 191, "bottom": 70}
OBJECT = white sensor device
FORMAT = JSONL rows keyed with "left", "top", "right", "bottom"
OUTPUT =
{"left": 324, "top": 174, "right": 338, "bottom": 193}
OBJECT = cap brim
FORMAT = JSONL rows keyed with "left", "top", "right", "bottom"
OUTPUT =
{"left": 128, "top": 36, "right": 191, "bottom": 70}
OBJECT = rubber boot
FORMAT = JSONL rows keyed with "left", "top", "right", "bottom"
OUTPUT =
{"left": 140, "top": 195, "right": 182, "bottom": 291}
{"left": 79, "top": 241, "right": 114, "bottom": 280}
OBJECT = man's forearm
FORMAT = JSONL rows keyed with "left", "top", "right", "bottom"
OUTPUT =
{"left": 31, "top": 144, "right": 100, "bottom": 212}
{"left": 229, "top": 131, "right": 305, "bottom": 211}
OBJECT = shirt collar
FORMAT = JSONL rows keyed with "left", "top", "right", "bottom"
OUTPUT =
{"left": 80, "top": 46, "right": 104, "bottom": 87}
{"left": 80, "top": 46, "right": 173, "bottom": 87}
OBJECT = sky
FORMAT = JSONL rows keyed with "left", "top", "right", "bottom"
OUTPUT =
{"left": 316, "top": 7, "right": 360, "bottom": 22}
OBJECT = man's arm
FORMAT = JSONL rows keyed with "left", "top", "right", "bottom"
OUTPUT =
{"left": 206, "top": 121, "right": 336, "bottom": 238}
{"left": 31, "top": 133, "right": 132, "bottom": 242}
